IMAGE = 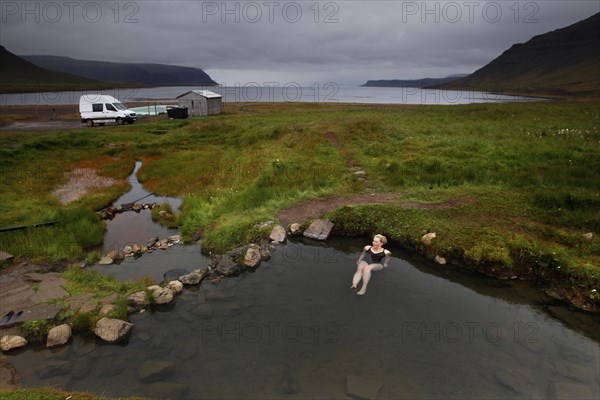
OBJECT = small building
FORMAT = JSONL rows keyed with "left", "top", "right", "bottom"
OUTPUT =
{"left": 176, "top": 90, "right": 222, "bottom": 117}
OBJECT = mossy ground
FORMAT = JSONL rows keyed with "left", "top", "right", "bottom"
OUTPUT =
{"left": 0, "top": 101, "right": 598, "bottom": 306}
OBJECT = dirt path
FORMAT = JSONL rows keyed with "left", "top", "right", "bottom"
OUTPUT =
{"left": 278, "top": 192, "right": 471, "bottom": 227}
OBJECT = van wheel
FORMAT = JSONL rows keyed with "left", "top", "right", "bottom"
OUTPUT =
{"left": 99, "top": 123, "right": 105, "bottom": 126}
{"left": 86, "top": 119, "right": 94, "bottom": 127}
{"left": 116, "top": 118, "right": 124, "bottom": 125}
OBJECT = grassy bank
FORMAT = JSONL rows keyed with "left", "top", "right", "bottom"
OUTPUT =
{"left": 0, "top": 101, "right": 598, "bottom": 306}
{"left": 0, "top": 387, "right": 144, "bottom": 400}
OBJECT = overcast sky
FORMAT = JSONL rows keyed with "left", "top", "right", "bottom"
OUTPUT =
{"left": 1, "top": 1, "right": 598, "bottom": 85}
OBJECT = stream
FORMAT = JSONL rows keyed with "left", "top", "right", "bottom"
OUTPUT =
{"left": 4, "top": 162, "right": 599, "bottom": 399}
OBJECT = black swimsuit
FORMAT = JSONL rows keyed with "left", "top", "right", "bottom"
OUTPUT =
{"left": 367, "top": 247, "right": 386, "bottom": 263}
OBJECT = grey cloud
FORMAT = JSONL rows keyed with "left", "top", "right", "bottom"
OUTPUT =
{"left": 1, "top": 0, "right": 597, "bottom": 85}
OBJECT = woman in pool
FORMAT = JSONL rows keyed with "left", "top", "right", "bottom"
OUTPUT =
{"left": 351, "top": 234, "right": 391, "bottom": 295}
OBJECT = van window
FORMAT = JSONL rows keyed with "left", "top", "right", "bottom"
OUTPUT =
{"left": 106, "top": 103, "right": 117, "bottom": 111}
{"left": 92, "top": 104, "right": 103, "bottom": 112}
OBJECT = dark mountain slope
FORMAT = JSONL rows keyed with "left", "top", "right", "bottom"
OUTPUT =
{"left": 0, "top": 46, "right": 107, "bottom": 93}
{"left": 23, "top": 55, "right": 218, "bottom": 86}
{"left": 362, "top": 75, "right": 468, "bottom": 88}
{"left": 442, "top": 13, "right": 600, "bottom": 96}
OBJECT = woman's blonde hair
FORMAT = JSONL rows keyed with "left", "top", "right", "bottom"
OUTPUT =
{"left": 374, "top": 234, "right": 387, "bottom": 245}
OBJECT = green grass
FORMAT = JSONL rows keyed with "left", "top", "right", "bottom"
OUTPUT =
{"left": 0, "top": 387, "right": 145, "bottom": 400}
{"left": 61, "top": 266, "right": 152, "bottom": 299}
{"left": 0, "top": 101, "right": 598, "bottom": 300}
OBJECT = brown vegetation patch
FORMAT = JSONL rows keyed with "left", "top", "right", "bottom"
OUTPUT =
{"left": 52, "top": 168, "right": 116, "bottom": 204}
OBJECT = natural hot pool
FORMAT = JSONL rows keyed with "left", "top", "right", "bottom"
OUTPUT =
{"left": 5, "top": 236, "right": 600, "bottom": 399}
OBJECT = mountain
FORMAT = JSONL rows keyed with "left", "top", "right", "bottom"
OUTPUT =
{"left": 362, "top": 74, "right": 468, "bottom": 88}
{"left": 0, "top": 45, "right": 109, "bottom": 93}
{"left": 441, "top": 13, "right": 600, "bottom": 96}
{"left": 23, "top": 55, "right": 218, "bottom": 87}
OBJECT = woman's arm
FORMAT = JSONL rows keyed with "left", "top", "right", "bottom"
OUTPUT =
{"left": 357, "top": 246, "right": 369, "bottom": 264}
{"left": 382, "top": 250, "right": 391, "bottom": 267}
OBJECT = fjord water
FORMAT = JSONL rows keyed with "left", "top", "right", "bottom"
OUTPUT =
{"left": 0, "top": 85, "right": 542, "bottom": 106}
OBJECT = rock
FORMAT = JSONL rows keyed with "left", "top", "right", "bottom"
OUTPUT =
{"left": 346, "top": 375, "right": 383, "bottom": 400}
{"left": 259, "top": 246, "right": 272, "bottom": 261}
{"left": 549, "top": 361, "right": 592, "bottom": 384}
{"left": 71, "top": 358, "right": 92, "bottom": 380}
{"left": 79, "top": 301, "right": 97, "bottom": 314}
{"left": 17, "top": 303, "right": 62, "bottom": 324}
{"left": 303, "top": 219, "right": 334, "bottom": 241}
{"left": 98, "top": 256, "right": 114, "bottom": 265}
{"left": 123, "top": 245, "right": 133, "bottom": 255}
{"left": 289, "top": 223, "right": 302, "bottom": 235}
{"left": 214, "top": 256, "right": 240, "bottom": 276}
{"left": 127, "top": 291, "right": 150, "bottom": 308}
{"left": 255, "top": 220, "right": 274, "bottom": 230}
{"left": 0, "top": 335, "right": 28, "bottom": 351}
{"left": 434, "top": 255, "right": 447, "bottom": 265}
{"left": 138, "top": 360, "right": 175, "bottom": 383}
{"left": 100, "top": 293, "right": 119, "bottom": 304}
{"left": 131, "top": 244, "right": 142, "bottom": 254}
{"left": 36, "top": 361, "right": 72, "bottom": 379}
{"left": 494, "top": 369, "right": 532, "bottom": 395}
{"left": 354, "top": 170, "right": 366, "bottom": 176}
{"left": 46, "top": 324, "right": 72, "bottom": 348}
{"left": 270, "top": 225, "right": 287, "bottom": 243}
{"left": 167, "top": 280, "right": 183, "bottom": 294}
{"left": 106, "top": 249, "right": 124, "bottom": 261}
{"left": 244, "top": 244, "right": 262, "bottom": 268}
{"left": 164, "top": 268, "right": 190, "bottom": 282}
{"left": 132, "top": 204, "right": 142, "bottom": 212}
{"left": 66, "top": 293, "right": 95, "bottom": 311}
{"left": 94, "top": 317, "right": 133, "bottom": 344}
{"left": 179, "top": 268, "right": 208, "bottom": 285}
{"left": 559, "top": 342, "right": 594, "bottom": 363}
{"left": 421, "top": 232, "right": 436, "bottom": 246}
{"left": 0, "top": 356, "right": 20, "bottom": 389}
{"left": 583, "top": 232, "right": 593, "bottom": 240}
{"left": 96, "top": 359, "right": 127, "bottom": 378}
{"left": 190, "top": 303, "right": 214, "bottom": 320}
{"left": 152, "top": 287, "right": 174, "bottom": 305}
{"left": 147, "top": 285, "right": 161, "bottom": 292}
{"left": 100, "top": 304, "right": 116, "bottom": 315}
{"left": 168, "top": 235, "right": 182, "bottom": 244}
{"left": 147, "top": 236, "right": 159, "bottom": 248}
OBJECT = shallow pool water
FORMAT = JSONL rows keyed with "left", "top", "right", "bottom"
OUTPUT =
{"left": 7, "top": 237, "right": 600, "bottom": 399}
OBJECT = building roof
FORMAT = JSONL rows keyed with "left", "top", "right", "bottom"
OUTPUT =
{"left": 177, "top": 90, "right": 222, "bottom": 99}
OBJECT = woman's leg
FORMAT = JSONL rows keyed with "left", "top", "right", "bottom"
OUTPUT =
{"left": 351, "top": 261, "right": 367, "bottom": 289}
{"left": 357, "top": 263, "right": 383, "bottom": 295}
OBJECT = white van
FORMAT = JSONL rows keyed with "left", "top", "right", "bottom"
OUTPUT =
{"left": 79, "top": 94, "right": 137, "bottom": 127}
